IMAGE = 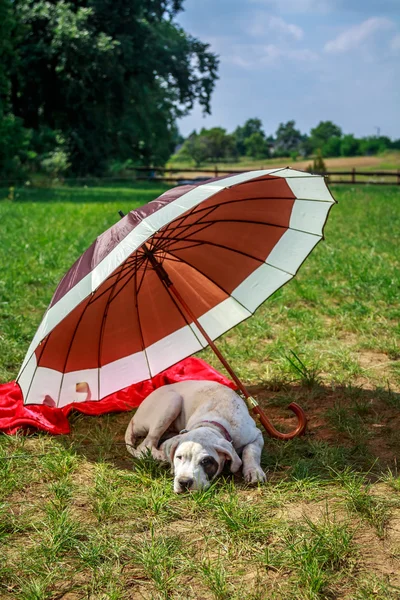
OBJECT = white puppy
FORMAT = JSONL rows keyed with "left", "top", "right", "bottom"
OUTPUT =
{"left": 125, "top": 380, "right": 266, "bottom": 493}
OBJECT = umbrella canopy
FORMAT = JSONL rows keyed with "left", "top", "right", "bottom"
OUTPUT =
{"left": 18, "top": 168, "right": 336, "bottom": 413}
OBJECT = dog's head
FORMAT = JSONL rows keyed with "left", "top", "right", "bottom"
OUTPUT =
{"left": 161, "top": 428, "right": 242, "bottom": 493}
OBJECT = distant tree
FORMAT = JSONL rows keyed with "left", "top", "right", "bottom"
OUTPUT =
{"left": 179, "top": 131, "right": 210, "bottom": 166}
{"left": 340, "top": 134, "right": 360, "bottom": 157}
{"left": 234, "top": 118, "right": 265, "bottom": 155}
{"left": 179, "top": 127, "right": 237, "bottom": 165}
{"left": 310, "top": 121, "right": 342, "bottom": 153}
{"left": 244, "top": 132, "right": 268, "bottom": 159}
{"left": 198, "top": 127, "right": 235, "bottom": 161}
{"left": 323, "top": 136, "right": 342, "bottom": 157}
{"left": 297, "top": 134, "right": 314, "bottom": 158}
{"left": 274, "top": 121, "right": 303, "bottom": 156}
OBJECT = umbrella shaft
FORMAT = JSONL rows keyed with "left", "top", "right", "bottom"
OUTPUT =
{"left": 143, "top": 244, "right": 253, "bottom": 400}
{"left": 169, "top": 284, "right": 253, "bottom": 401}
{"left": 144, "top": 244, "right": 307, "bottom": 439}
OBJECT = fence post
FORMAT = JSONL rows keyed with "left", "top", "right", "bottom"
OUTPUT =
{"left": 352, "top": 168, "right": 355, "bottom": 184}
{"left": 214, "top": 165, "right": 218, "bottom": 178}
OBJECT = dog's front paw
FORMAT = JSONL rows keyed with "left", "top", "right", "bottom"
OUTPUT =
{"left": 151, "top": 447, "right": 167, "bottom": 462}
{"left": 243, "top": 466, "right": 267, "bottom": 485}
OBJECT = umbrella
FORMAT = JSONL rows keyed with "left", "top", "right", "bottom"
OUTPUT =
{"left": 17, "top": 168, "right": 336, "bottom": 439}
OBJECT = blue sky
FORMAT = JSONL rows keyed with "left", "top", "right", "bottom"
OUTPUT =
{"left": 176, "top": 0, "right": 400, "bottom": 139}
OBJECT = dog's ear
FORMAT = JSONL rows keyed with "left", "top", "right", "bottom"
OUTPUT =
{"left": 160, "top": 435, "right": 182, "bottom": 466}
{"left": 215, "top": 440, "right": 242, "bottom": 473}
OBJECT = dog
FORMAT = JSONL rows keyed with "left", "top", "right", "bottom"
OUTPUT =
{"left": 125, "top": 380, "right": 266, "bottom": 493}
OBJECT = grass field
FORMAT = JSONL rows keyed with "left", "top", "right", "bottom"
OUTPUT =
{"left": 1, "top": 183, "right": 400, "bottom": 599}
{"left": 167, "top": 151, "right": 400, "bottom": 173}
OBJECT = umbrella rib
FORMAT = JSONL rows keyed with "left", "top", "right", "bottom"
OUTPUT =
{"left": 135, "top": 255, "right": 150, "bottom": 298}
{"left": 153, "top": 221, "right": 216, "bottom": 253}
{"left": 21, "top": 332, "right": 52, "bottom": 405}
{"left": 156, "top": 204, "right": 220, "bottom": 243}
{"left": 154, "top": 234, "right": 298, "bottom": 277}
{"left": 155, "top": 277, "right": 209, "bottom": 356}
{"left": 134, "top": 259, "right": 152, "bottom": 380}
{"left": 160, "top": 216, "right": 321, "bottom": 238}
{"left": 56, "top": 298, "right": 92, "bottom": 408}
{"left": 86, "top": 254, "right": 146, "bottom": 307}
{"left": 103, "top": 266, "right": 138, "bottom": 306}
{"left": 156, "top": 194, "right": 303, "bottom": 242}
{"left": 163, "top": 250, "right": 252, "bottom": 317}
{"left": 55, "top": 264, "right": 138, "bottom": 406}
{"left": 157, "top": 195, "right": 297, "bottom": 236}
{"left": 97, "top": 261, "right": 128, "bottom": 400}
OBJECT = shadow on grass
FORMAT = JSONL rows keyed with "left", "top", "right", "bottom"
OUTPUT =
{"left": 53, "top": 381, "right": 400, "bottom": 486}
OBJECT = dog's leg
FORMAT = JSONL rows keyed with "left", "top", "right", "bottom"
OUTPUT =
{"left": 125, "top": 418, "right": 146, "bottom": 457}
{"left": 132, "top": 391, "right": 183, "bottom": 461}
{"left": 241, "top": 429, "right": 267, "bottom": 484}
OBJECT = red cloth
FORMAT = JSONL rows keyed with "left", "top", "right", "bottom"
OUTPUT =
{"left": 0, "top": 358, "right": 235, "bottom": 435}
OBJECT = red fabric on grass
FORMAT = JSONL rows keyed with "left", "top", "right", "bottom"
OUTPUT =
{"left": 0, "top": 358, "right": 234, "bottom": 435}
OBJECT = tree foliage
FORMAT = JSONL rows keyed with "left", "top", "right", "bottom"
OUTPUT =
{"left": 244, "top": 132, "right": 268, "bottom": 159}
{"left": 310, "top": 121, "right": 342, "bottom": 152}
{"left": 274, "top": 120, "right": 304, "bottom": 156}
{"left": 234, "top": 118, "right": 265, "bottom": 155}
{"left": 178, "top": 127, "right": 236, "bottom": 165}
{"left": 2, "top": 0, "right": 219, "bottom": 174}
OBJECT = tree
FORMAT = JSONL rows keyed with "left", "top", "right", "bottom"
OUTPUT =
{"left": 244, "top": 132, "right": 268, "bottom": 159}
{"left": 340, "top": 134, "right": 360, "bottom": 157}
{"left": 274, "top": 121, "right": 303, "bottom": 156}
{"left": 179, "top": 131, "right": 210, "bottom": 166}
{"left": 310, "top": 121, "right": 342, "bottom": 153}
{"left": 199, "top": 127, "right": 237, "bottom": 161}
{"left": 234, "top": 118, "right": 265, "bottom": 155}
{"left": 8, "top": 0, "right": 219, "bottom": 174}
{"left": 323, "top": 136, "right": 342, "bottom": 157}
{"left": 179, "top": 127, "right": 237, "bottom": 165}
{"left": 0, "top": 0, "right": 32, "bottom": 177}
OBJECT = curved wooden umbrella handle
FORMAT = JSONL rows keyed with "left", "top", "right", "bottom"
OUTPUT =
{"left": 252, "top": 402, "right": 307, "bottom": 440}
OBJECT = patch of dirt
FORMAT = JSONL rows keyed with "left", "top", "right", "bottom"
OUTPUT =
{"left": 355, "top": 526, "right": 400, "bottom": 586}
{"left": 250, "top": 381, "right": 400, "bottom": 467}
{"left": 357, "top": 351, "right": 394, "bottom": 371}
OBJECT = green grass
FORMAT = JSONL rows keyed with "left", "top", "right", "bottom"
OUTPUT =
{"left": 1, "top": 183, "right": 400, "bottom": 598}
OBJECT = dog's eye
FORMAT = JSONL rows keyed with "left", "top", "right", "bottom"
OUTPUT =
{"left": 200, "top": 457, "right": 212, "bottom": 465}
{"left": 176, "top": 455, "right": 182, "bottom": 460}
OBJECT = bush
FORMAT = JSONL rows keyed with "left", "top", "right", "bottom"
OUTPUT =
{"left": 340, "top": 135, "right": 360, "bottom": 157}
{"left": 40, "top": 150, "right": 71, "bottom": 178}
{"left": 307, "top": 149, "right": 327, "bottom": 174}
{"left": 0, "top": 112, "right": 31, "bottom": 178}
{"left": 322, "top": 136, "right": 341, "bottom": 157}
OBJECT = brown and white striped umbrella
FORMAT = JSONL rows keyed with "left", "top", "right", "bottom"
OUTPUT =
{"left": 17, "top": 168, "right": 336, "bottom": 409}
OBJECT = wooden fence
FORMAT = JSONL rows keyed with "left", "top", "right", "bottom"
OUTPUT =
{"left": 1, "top": 168, "right": 400, "bottom": 187}
{"left": 130, "top": 166, "right": 400, "bottom": 186}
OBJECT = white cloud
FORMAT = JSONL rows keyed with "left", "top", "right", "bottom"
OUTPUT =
{"left": 324, "top": 17, "right": 394, "bottom": 53}
{"left": 390, "top": 34, "right": 400, "bottom": 51}
{"left": 227, "top": 44, "right": 319, "bottom": 69}
{"left": 250, "top": 0, "right": 331, "bottom": 13}
{"left": 248, "top": 15, "right": 304, "bottom": 40}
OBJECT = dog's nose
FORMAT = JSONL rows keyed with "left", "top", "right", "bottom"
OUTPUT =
{"left": 178, "top": 478, "right": 193, "bottom": 490}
